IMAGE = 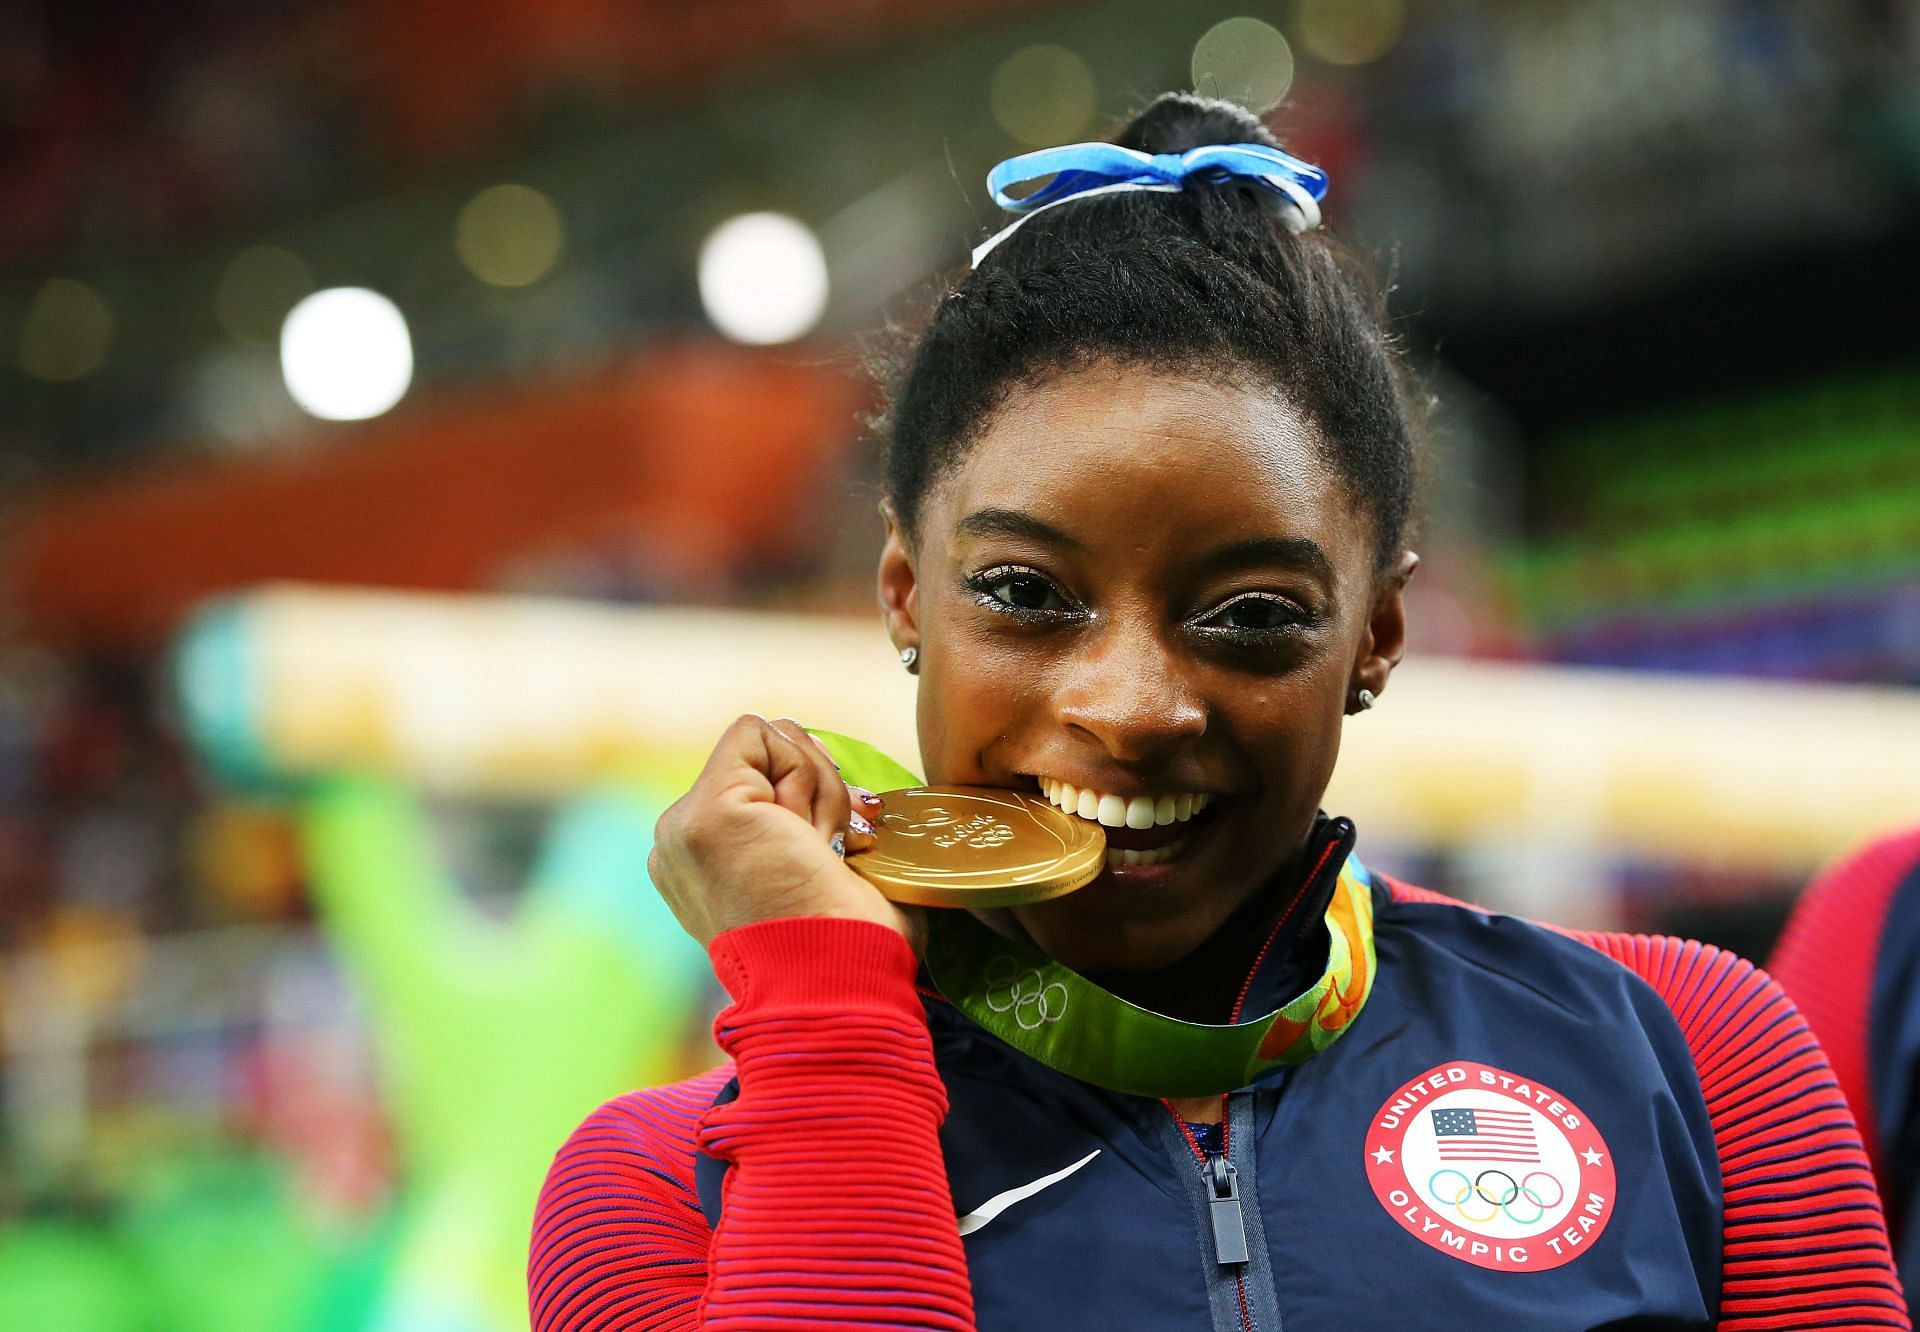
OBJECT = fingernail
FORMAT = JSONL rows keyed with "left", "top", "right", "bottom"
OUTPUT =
{"left": 830, "top": 832, "right": 847, "bottom": 858}
{"left": 849, "top": 786, "right": 882, "bottom": 806}
{"left": 849, "top": 812, "right": 874, "bottom": 837}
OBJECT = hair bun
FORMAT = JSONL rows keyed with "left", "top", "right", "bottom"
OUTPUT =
{"left": 1112, "top": 92, "right": 1280, "bottom": 156}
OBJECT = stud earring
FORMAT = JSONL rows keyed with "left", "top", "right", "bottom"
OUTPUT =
{"left": 1354, "top": 688, "right": 1376, "bottom": 712}
{"left": 899, "top": 646, "right": 919, "bottom": 673}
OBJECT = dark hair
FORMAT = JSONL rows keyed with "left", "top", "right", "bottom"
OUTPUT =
{"left": 882, "top": 92, "right": 1420, "bottom": 572}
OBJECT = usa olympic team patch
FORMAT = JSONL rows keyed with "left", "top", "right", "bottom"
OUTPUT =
{"left": 1364, "top": 1061, "right": 1617, "bottom": 1272}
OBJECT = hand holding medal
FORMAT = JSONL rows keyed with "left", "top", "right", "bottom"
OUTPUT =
{"left": 802, "top": 730, "right": 1106, "bottom": 910}
{"left": 645, "top": 716, "right": 914, "bottom": 947}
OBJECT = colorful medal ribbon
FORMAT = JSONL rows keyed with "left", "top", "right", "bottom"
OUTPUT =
{"left": 813, "top": 730, "right": 1379, "bottom": 1099}
{"left": 924, "top": 861, "right": 1374, "bottom": 1097}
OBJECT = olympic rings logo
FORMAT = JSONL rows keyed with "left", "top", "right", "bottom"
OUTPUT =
{"left": 1426, "top": 1168, "right": 1565, "bottom": 1227}
{"left": 984, "top": 956, "right": 1069, "bottom": 1030}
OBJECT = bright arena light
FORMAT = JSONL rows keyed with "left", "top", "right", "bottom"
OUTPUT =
{"left": 279, "top": 287, "right": 414, "bottom": 421}
{"left": 456, "top": 183, "right": 565, "bottom": 288}
{"left": 991, "top": 45, "right": 1097, "bottom": 147}
{"left": 1298, "top": 0, "right": 1405, "bottom": 66}
{"left": 1192, "top": 16, "right": 1295, "bottom": 113}
{"left": 19, "top": 278, "right": 114, "bottom": 382}
{"left": 697, "top": 212, "right": 829, "bottom": 346}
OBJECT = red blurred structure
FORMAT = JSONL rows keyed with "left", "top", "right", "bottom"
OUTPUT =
{"left": 11, "top": 344, "right": 863, "bottom": 649}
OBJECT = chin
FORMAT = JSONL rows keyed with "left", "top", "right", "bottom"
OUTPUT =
{"left": 1013, "top": 892, "right": 1217, "bottom": 974}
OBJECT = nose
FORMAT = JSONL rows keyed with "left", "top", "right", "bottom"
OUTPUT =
{"left": 1050, "top": 612, "right": 1207, "bottom": 762}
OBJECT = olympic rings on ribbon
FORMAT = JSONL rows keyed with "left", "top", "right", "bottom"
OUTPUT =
{"left": 982, "top": 962, "right": 1068, "bottom": 1028}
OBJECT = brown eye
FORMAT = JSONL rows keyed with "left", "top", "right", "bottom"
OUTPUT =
{"left": 1203, "top": 594, "right": 1306, "bottom": 633}
{"left": 965, "top": 565, "right": 1075, "bottom": 617}
{"left": 987, "top": 571, "right": 1064, "bottom": 611}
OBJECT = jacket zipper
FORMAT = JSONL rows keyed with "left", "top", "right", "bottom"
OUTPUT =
{"left": 1166, "top": 1093, "right": 1255, "bottom": 1332}
{"left": 1159, "top": 827, "right": 1343, "bottom": 1331}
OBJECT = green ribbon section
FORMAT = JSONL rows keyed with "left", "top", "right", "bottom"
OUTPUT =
{"left": 809, "top": 729, "right": 1379, "bottom": 1098}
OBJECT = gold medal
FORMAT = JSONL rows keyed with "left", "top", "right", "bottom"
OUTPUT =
{"left": 847, "top": 786, "right": 1107, "bottom": 908}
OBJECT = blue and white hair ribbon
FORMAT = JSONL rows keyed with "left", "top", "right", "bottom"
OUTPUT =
{"left": 972, "top": 140, "right": 1329, "bottom": 267}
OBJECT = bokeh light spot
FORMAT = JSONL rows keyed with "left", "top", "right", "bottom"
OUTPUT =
{"left": 697, "top": 212, "right": 829, "bottom": 346}
{"left": 1192, "top": 16, "right": 1295, "bottom": 113}
{"left": 455, "top": 183, "right": 565, "bottom": 288}
{"left": 279, "top": 287, "right": 413, "bottom": 421}
{"left": 213, "top": 246, "right": 314, "bottom": 347}
{"left": 19, "top": 278, "right": 114, "bottom": 382}
{"left": 1297, "top": 0, "right": 1404, "bottom": 66}
{"left": 991, "top": 45, "right": 1097, "bottom": 147}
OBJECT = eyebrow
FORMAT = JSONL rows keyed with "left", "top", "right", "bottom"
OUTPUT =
{"left": 954, "top": 507, "right": 1084, "bottom": 551}
{"left": 954, "top": 508, "right": 1333, "bottom": 584}
{"left": 1191, "top": 536, "right": 1335, "bottom": 584}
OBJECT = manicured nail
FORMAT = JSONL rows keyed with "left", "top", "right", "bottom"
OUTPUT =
{"left": 830, "top": 832, "right": 847, "bottom": 858}
{"left": 849, "top": 786, "right": 882, "bottom": 807}
{"left": 849, "top": 812, "right": 874, "bottom": 837}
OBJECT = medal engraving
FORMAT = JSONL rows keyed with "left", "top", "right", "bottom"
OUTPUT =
{"left": 848, "top": 786, "right": 1105, "bottom": 908}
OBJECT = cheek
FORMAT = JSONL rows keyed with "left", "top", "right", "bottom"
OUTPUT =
{"left": 915, "top": 611, "right": 1049, "bottom": 783}
{"left": 1230, "top": 668, "right": 1348, "bottom": 805}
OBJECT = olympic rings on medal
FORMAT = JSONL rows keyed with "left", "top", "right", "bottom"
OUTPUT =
{"left": 1426, "top": 1166, "right": 1565, "bottom": 1227}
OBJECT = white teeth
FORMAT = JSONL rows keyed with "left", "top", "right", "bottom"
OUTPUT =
{"left": 1038, "top": 781, "right": 1215, "bottom": 826}
{"left": 1104, "top": 836, "right": 1188, "bottom": 870}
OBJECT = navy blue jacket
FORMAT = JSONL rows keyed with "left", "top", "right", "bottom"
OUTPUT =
{"left": 535, "top": 827, "right": 1908, "bottom": 1332}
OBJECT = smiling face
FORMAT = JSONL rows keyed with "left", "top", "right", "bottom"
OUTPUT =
{"left": 879, "top": 361, "right": 1414, "bottom": 976}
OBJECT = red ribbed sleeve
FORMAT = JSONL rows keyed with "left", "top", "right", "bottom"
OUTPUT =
{"left": 529, "top": 916, "right": 975, "bottom": 1331}
{"left": 1769, "top": 828, "right": 1920, "bottom": 1192}
{"left": 1576, "top": 933, "right": 1908, "bottom": 1330}
{"left": 530, "top": 1066, "right": 731, "bottom": 1329}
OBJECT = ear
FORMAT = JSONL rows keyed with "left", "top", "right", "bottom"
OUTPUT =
{"left": 877, "top": 499, "right": 921, "bottom": 656}
{"left": 1350, "top": 550, "right": 1418, "bottom": 711}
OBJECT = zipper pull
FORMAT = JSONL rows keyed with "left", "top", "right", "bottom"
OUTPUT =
{"left": 1206, "top": 1155, "right": 1249, "bottom": 1266}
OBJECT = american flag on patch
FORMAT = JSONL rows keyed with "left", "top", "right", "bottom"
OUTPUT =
{"left": 1431, "top": 1106, "right": 1540, "bottom": 1162}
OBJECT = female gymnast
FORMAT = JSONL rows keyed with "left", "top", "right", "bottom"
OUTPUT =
{"left": 530, "top": 94, "right": 1907, "bottom": 1331}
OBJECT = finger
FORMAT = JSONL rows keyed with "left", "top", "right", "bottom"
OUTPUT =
{"left": 754, "top": 720, "right": 831, "bottom": 835}
{"left": 694, "top": 714, "right": 782, "bottom": 802}
{"left": 843, "top": 805, "right": 879, "bottom": 853}
{"left": 769, "top": 718, "right": 853, "bottom": 842}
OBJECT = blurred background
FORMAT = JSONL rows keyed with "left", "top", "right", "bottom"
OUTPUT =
{"left": 2, "top": 0, "right": 1919, "bottom": 1326}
